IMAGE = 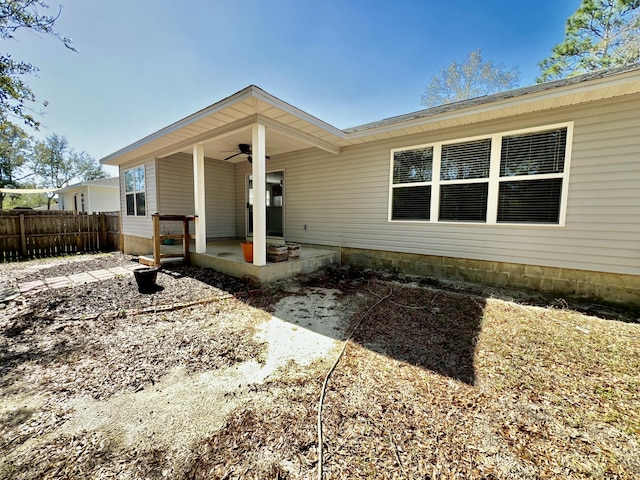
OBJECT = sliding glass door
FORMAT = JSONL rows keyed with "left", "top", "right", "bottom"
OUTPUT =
{"left": 247, "top": 170, "right": 284, "bottom": 239}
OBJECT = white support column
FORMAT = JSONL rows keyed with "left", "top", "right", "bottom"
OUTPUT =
{"left": 193, "top": 143, "right": 207, "bottom": 253}
{"left": 252, "top": 123, "right": 267, "bottom": 266}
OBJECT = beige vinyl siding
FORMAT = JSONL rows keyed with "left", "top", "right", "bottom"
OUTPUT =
{"left": 235, "top": 93, "right": 640, "bottom": 276}
{"left": 156, "top": 154, "right": 195, "bottom": 238}
{"left": 157, "top": 153, "right": 235, "bottom": 239}
{"left": 120, "top": 158, "right": 157, "bottom": 239}
{"left": 157, "top": 154, "right": 194, "bottom": 215}
{"left": 204, "top": 157, "right": 235, "bottom": 238}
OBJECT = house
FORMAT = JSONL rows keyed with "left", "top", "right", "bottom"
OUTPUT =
{"left": 56, "top": 177, "right": 120, "bottom": 213}
{"left": 101, "top": 64, "right": 640, "bottom": 307}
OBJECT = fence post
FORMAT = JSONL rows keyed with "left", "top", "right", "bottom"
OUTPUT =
{"left": 182, "top": 216, "right": 190, "bottom": 265}
{"left": 118, "top": 212, "right": 124, "bottom": 252}
{"left": 152, "top": 213, "right": 161, "bottom": 266}
{"left": 19, "top": 213, "right": 27, "bottom": 258}
{"left": 99, "top": 213, "right": 107, "bottom": 250}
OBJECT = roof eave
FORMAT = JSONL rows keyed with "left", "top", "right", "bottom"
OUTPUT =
{"left": 344, "top": 64, "right": 640, "bottom": 139}
{"left": 101, "top": 86, "right": 258, "bottom": 165}
{"left": 101, "top": 85, "right": 345, "bottom": 166}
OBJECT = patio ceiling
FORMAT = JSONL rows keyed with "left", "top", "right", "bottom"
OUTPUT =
{"left": 175, "top": 123, "right": 316, "bottom": 163}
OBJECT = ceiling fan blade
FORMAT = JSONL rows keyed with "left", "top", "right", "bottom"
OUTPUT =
{"left": 224, "top": 152, "right": 242, "bottom": 161}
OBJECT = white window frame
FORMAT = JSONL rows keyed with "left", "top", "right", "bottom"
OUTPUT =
{"left": 388, "top": 122, "right": 573, "bottom": 226}
{"left": 124, "top": 165, "right": 147, "bottom": 217}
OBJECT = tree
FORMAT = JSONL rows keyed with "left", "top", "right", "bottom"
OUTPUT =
{"left": 420, "top": 49, "right": 520, "bottom": 108}
{"left": 29, "top": 133, "right": 106, "bottom": 209}
{"left": 0, "top": 1, "right": 75, "bottom": 128}
{"left": 537, "top": 0, "right": 640, "bottom": 82}
{"left": 0, "top": 120, "right": 31, "bottom": 209}
{"left": 74, "top": 150, "right": 107, "bottom": 181}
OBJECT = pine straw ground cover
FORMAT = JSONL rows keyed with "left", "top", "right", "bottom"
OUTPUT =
{"left": 1, "top": 255, "right": 639, "bottom": 479}
{"left": 186, "top": 278, "right": 639, "bottom": 480}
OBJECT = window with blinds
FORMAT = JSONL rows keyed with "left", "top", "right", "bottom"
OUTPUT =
{"left": 393, "top": 147, "right": 433, "bottom": 184}
{"left": 393, "top": 186, "right": 431, "bottom": 220}
{"left": 440, "top": 183, "right": 489, "bottom": 221}
{"left": 391, "top": 146, "right": 433, "bottom": 220}
{"left": 497, "top": 128, "right": 567, "bottom": 224}
{"left": 439, "top": 139, "right": 491, "bottom": 222}
{"left": 441, "top": 139, "right": 491, "bottom": 181}
{"left": 500, "top": 128, "right": 566, "bottom": 177}
{"left": 388, "top": 123, "right": 571, "bottom": 225}
{"left": 498, "top": 178, "right": 562, "bottom": 223}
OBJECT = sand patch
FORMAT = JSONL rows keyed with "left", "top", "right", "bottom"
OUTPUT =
{"left": 56, "top": 287, "right": 347, "bottom": 455}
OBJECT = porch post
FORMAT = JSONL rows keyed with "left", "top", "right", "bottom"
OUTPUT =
{"left": 193, "top": 143, "right": 207, "bottom": 254}
{"left": 252, "top": 123, "right": 267, "bottom": 266}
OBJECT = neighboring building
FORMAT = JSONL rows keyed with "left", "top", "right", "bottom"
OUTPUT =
{"left": 101, "top": 64, "right": 640, "bottom": 306}
{"left": 57, "top": 177, "right": 120, "bottom": 213}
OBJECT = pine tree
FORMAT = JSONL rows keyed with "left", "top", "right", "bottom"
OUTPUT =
{"left": 538, "top": 0, "right": 640, "bottom": 82}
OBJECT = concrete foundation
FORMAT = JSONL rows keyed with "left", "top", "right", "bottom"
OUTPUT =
{"left": 122, "top": 234, "right": 153, "bottom": 256}
{"left": 122, "top": 233, "right": 638, "bottom": 307}
{"left": 341, "top": 247, "right": 640, "bottom": 308}
{"left": 191, "top": 242, "right": 339, "bottom": 284}
{"left": 126, "top": 236, "right": 339, "bottom": 285}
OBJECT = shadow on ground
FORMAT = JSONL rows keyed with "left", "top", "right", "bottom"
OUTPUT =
{"left": 354, "top": 279, "right": 484, "bottom": 385}
{"left": 160, "top": 264, "right": 250, "bottom": 294}
{"left": 296, "top": 266, "right": 485, "bottom": 385}
{"left": 192, "top": 263, "right": 487, "bottom": 386}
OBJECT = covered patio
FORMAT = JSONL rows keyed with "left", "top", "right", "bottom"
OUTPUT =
{"left": 102, "top": 85, "right": 348, "bottom": 283}
{"left": 149, "top": 239, "right": 340, "bottom": 284}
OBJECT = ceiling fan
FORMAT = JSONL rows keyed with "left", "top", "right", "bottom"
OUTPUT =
{"left": 223, "top": 144, "right": 270, "bottom": 164}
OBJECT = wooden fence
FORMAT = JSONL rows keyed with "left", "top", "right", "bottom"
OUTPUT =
{"left": 0, "top": 210, "right": 121, "bottom": 262}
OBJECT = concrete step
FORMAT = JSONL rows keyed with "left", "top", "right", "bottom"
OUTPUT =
{"left": 138, "top": 255, "right": 184, "bottom": 267}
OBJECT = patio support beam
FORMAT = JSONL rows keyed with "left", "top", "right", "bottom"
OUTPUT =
{"left": 251, "top": 123, "right": 267, "bottom": 266}
{"left": 193, "top": 143, "right": 207, "bottom": 253}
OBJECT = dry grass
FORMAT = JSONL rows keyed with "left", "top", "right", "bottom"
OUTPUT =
{"left": 181, "top": 279, "right": 639, "bottom": 479}
{"left": 1, "top": 258, "right": 639, "bottom": 479}
{"left": 317, "top": 288, "right": 639, "bottom": 479}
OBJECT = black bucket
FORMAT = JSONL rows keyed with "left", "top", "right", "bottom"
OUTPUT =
{"left": 133, "top": 267, "right": 160, "bottom": 293}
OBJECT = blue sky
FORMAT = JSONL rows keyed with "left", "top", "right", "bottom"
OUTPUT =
{"left": 8, "top": 0, "right": 580, "bottom": 175}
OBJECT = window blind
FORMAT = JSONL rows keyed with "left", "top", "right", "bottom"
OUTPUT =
{"left": 497, "top": 128, "right": 567, "bottom": 224}
{"left": 500, "top": 128, "right": 567, "bottom": 177}
{"left": 441, "top": 139, "right": 491, "bottom": 181}
{"left": 392, "top": 186, "right": 431, "bottom": 220}
{"left": 498, "top": 178, "right": 562, "bottom": 223}
{"left": 439, "top": 183, "right": 489, "bottom": 222}
{"left": 393, "top": 147, "right": 433, "bottom": 184}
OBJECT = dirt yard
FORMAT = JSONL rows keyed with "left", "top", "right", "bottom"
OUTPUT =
{"left": 1, "top": 252, "right": 638, "bottom": 479}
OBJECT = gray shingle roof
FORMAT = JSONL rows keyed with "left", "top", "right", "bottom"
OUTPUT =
{"left": 344, "top": 63, "right": 640, "bottom": 133}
